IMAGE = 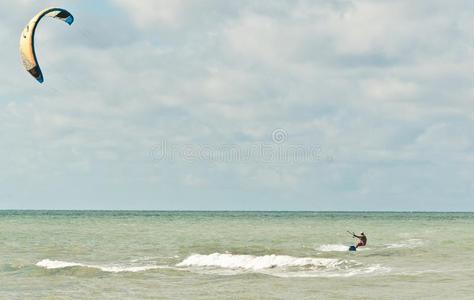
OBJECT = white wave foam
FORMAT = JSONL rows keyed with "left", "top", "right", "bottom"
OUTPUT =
{"left": 36, "top": 253, "right": 390, "bottom": 278}
{"left": 272, "top": 264, "right": 390, "bottom": 278}
{"left": 36, "top": 259, "right": 162, "bottom": 273}
{"left": 385, "top": 239, "right": 424, "bottom": 249}
{"left": 317, "top": 244, "right": 351, "bottom": 252}
{"left": 37, "top": 259, "right": 81, "bottom": 269}
{"left": 176, "top": 253, "right": 389, "bottom": 277}
{"left": 177, "top": 253, "right": 340, "bottom": 270}
{"left": 317, "top": 244, "right": 370, "bottom": 252}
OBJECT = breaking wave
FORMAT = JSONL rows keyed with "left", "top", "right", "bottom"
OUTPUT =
{"left": 176, "top": 253, "right": 389, "bottom": 278}
{"left": 316, "top": 244, "right": 370, "bottom": 252}
{"left": 36, "top": 259, "right": 163, "bottom": 273}
{"left": 36, "top": 252, "right": 391, "bottom": 278}
{"left": 177, "top": 253, "right": 340, "bottom": 270}
{"left": 317, "top": 244, "right": 351, "bottom": 252}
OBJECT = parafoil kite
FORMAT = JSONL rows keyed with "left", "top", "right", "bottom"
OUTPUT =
{"left": 19, "top": 8, "right": 74, "bottom": 83}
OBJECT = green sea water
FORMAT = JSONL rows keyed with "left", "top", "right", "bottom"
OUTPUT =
{"left": 1, "top": 211, "right": 473, "bottom": 299}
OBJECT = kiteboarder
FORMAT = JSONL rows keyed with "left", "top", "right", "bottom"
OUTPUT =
{"left": 352, "top": 232, "right": 367, "bottom": 248}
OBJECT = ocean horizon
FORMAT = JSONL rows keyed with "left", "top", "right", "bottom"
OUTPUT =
{"left": 2, "top": 209, "right": 473, "bottom": 212}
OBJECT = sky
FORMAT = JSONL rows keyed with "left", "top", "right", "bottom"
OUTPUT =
{"left": 1, "top": 0, "right": 474, "bottom": 211}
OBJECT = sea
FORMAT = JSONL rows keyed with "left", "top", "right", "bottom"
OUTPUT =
{"left": 0, "top": 211, "right": 473, "bottom": 299}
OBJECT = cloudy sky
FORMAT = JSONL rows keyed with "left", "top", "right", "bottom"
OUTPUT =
{"left": 1, "top": 0, "right": 474, "bottom": 210}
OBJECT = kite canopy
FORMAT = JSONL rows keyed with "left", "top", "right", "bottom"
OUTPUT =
{"left": 19, "top": 8, "right": 74, "bottom": 83}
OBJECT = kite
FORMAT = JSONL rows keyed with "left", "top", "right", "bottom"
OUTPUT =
{"left": 19, "top": 8, "right": 74, "bottom": 83}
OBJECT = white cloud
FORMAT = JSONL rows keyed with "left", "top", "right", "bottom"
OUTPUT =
{"left": 2, "top": 0, "right": 474, "bottom": 209}
{"left": 112, "top": 0, "right": 192, "bottom": 27}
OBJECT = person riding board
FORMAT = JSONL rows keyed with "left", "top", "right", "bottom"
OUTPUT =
{"left": 352, "top": 232, "right": 367, "bottom": 248}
